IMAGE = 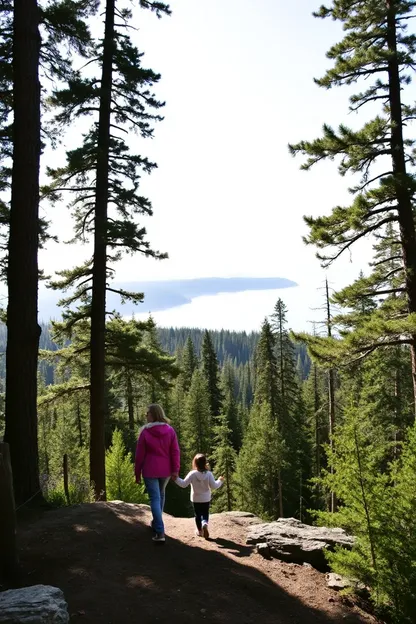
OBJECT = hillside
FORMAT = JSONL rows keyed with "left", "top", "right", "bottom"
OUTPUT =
{"left": 0, "top": 323, "right": 311, "bottom": 386}
{"left": 15, "top": 503, "right": 377, "bottom": 624}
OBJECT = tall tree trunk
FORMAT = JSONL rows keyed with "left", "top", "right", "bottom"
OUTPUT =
{"left": 326, "top": 279, "right": 336, "bottom": 512}
{"left": 89, "top": 0, "right": 115, "bottom": 500}
{"left": 4, "top": 0, "right": 42, "bottom": 506}
{"left": 386, "top": 1, "right": 416, "bottom": 416}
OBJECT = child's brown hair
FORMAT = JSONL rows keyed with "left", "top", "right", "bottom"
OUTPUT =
{"left": 192, "top": 453, "right": 208, "bottom": 472}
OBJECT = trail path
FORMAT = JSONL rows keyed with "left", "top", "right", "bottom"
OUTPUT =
{"left": 17, "top": 502, "right": 378, "bottom": 623}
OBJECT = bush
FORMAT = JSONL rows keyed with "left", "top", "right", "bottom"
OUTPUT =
{"left": 42, "top": 475, "right": 94, "bottom": 507}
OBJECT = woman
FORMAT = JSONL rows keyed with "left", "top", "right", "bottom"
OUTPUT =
{"left": 135, "top": 403, "right": 180, "bottom": 543}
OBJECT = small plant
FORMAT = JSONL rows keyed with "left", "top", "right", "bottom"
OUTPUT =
{"left": 106, "top": 428, "right": 148, "bottom": 504}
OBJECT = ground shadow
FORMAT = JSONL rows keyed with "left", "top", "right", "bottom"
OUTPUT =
{"left": 13, "top": 502, "right": 370, "bottom": 624}
{"left": 209, "top": 536, "right": 252, "bottom": 558}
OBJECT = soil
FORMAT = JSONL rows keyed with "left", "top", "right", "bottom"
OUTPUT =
{"left": 12, "top": 502, "right": 381, "bottom": 623}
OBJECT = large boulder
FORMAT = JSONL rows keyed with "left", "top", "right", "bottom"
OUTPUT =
{"left": 246, "top": 517, "right": 354, "bottom": 571}
{"left": 0, "top": 585, "right": 69, "bottom": 623}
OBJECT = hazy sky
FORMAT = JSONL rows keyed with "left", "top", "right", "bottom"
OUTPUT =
{"left": 39, "top": 0, "right": 377, "bottom": 332}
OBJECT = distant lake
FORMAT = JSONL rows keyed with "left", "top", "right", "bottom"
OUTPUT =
{"left": 133, "top": 285, "right": 322, "bottom": 332}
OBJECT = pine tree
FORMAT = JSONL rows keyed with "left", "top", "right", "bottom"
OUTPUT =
{"left": 211, "top": 413, "right": 236, "bottom": 512}
{"left": 183, "top": 369, "right": 211, "bottom": 461}
{"left": 45, "top": 1, "right": 170, "bottom": 497}
{"left": 2, "top": 0, "right": 96, "bottom": 504}
{"left": 254, "top": 319, "right": 280, "bottom": 420}
{"left": 235, "top": 402, "right": 283, "bottom": 519}
{"left": 201, "top": 330, "right": 223, "bottom": 419}
{"left": 181, "top": 336, "right": 198, "bottom": 392}
{"left": 289, "top": 0, "right": 416, "bottom": 414}
{"left": 106, "top": 428, "right": 147, "bottom": 503}
{"left": 236, "top": 319, "right": 284, "bottom": 518}
{"left": 302, "top": 360, "right": 328, "bottom": 507}
{"left": 221, "top": 360, "right": 242, "bottom": 450}
{"left": 3, "top": 0, "right": 43, "bottom": 506}
{"left": 271, "top": 299, "right": 311, "bottom": 515}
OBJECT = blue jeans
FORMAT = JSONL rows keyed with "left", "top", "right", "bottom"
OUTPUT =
{"left": 143, "top": 477, "right": 170, "bottom": 534}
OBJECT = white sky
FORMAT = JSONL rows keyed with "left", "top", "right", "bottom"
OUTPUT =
{"left": 38, "top": 0, "right": 383, "bottom": 332}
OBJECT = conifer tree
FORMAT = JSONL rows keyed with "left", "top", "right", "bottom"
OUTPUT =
{"left": 211, "top": 413, "right": 236, "bottom": 512}
{"left": 289, "top": 0, "right": 416, "bottom": 413}
{"left": 181, "top": 336, "right": 198, "bottom": 392}
{"left": 201, "top": 330, "right": 223, "bottom": 419}
{"left": 3, "top": 0, "right": 96, "bottom": 504}
{"left": 271, "top": 299, "right": 311, "bottom": 514}
{"left": 220, "top": 360, "right": 242, "bottom": 450}
{"left": 235, "top": 402, "right": 283, "bottom": 519}
{"left": 183, "top": 368, "right": 211, "bottom": 461}
{"left": 3, "top": 0, "right": 43, "bottom": 505}
{"left": 303, "top": 360, "right": 328, "bottom": 506}
{"left": 106, "top": 428, "right": 147, "bottom": 503}
{"left": 45, "top": 0, "right": 170, "bottom": 497}
{"left": 254, "top": 319, "right": 280, "bottom": 420}
{"left": 236, "top": 319, "right": 284, "bottom": 518}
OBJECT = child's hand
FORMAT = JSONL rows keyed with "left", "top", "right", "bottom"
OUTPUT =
{"left": 219, "top": 476, "right": 225, "bottom": 482}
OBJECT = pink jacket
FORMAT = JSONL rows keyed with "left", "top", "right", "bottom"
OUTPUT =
{"left": 135, "top": 422, "right": 180, "bottom": 480}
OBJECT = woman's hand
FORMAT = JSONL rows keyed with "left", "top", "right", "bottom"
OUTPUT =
{"left": 171, "top": 473, "right": 178, "bottom": 481}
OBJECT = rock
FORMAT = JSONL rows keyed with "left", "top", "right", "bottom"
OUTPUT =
{"left": 0, "top": 585, "right": 69, "bottom": 623}
{"left": 246, "top": 518, "right": 354, "bottom": 571}
{"left": 326, "top": 573, "right": 368, "bottom": 596}
{"left": 256, "top": 543, "right": 272, "bottom": 559}
{"left": 326, "top": 572, "right": 351, "bottom": 591}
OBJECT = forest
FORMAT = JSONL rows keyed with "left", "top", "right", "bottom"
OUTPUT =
{"left": 1, "top": 0, "right": 416, "bottom": 623}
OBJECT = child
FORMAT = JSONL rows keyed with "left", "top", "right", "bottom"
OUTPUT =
{"left": 173, "top": 453, "right": 224, "bottom": 539}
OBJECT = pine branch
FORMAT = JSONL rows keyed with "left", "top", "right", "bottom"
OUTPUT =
{"left": 318, "top": 216, "right": 398, "bottom": 266}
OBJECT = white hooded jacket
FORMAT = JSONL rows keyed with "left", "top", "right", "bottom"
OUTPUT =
{"left": 175, "top": 470, "right": 222, "bottom": 503}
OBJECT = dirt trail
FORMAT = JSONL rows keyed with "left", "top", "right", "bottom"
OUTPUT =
{"left": 15, "top": 502, "right": 378, "bottom": 623}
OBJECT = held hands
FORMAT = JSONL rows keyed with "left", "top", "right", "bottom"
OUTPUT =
{"left": 219, "top": 476, "right": 225, "bottom": 482}
{"left": 171, "top": 473, "right": 178, "bottom": 481}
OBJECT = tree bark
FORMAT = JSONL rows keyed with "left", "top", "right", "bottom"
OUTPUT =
{"left": 89, "top": 0, "right": 115, "bottom": 499}
{"left": 4, "top": 0, "right": 42, "bottom": 506}
{"left": 386, "top": 1, "right": 416, "bottom": 416}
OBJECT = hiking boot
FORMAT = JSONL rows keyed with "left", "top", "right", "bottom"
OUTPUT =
{"left": 195, "top": 529, "right": 203, "bottom": 537}
{"left": 202, "top": 524, "right": 209, "bottom": 540}
{"left": 152, "top": 532, "right": 165, "bottom": 543}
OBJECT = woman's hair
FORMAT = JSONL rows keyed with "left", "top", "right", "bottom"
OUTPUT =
{"left": 192, "top": 453, "right": 208, "bottom": 472}
{"left": 147, "top": 403, "right": 169, "bottom": 423}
